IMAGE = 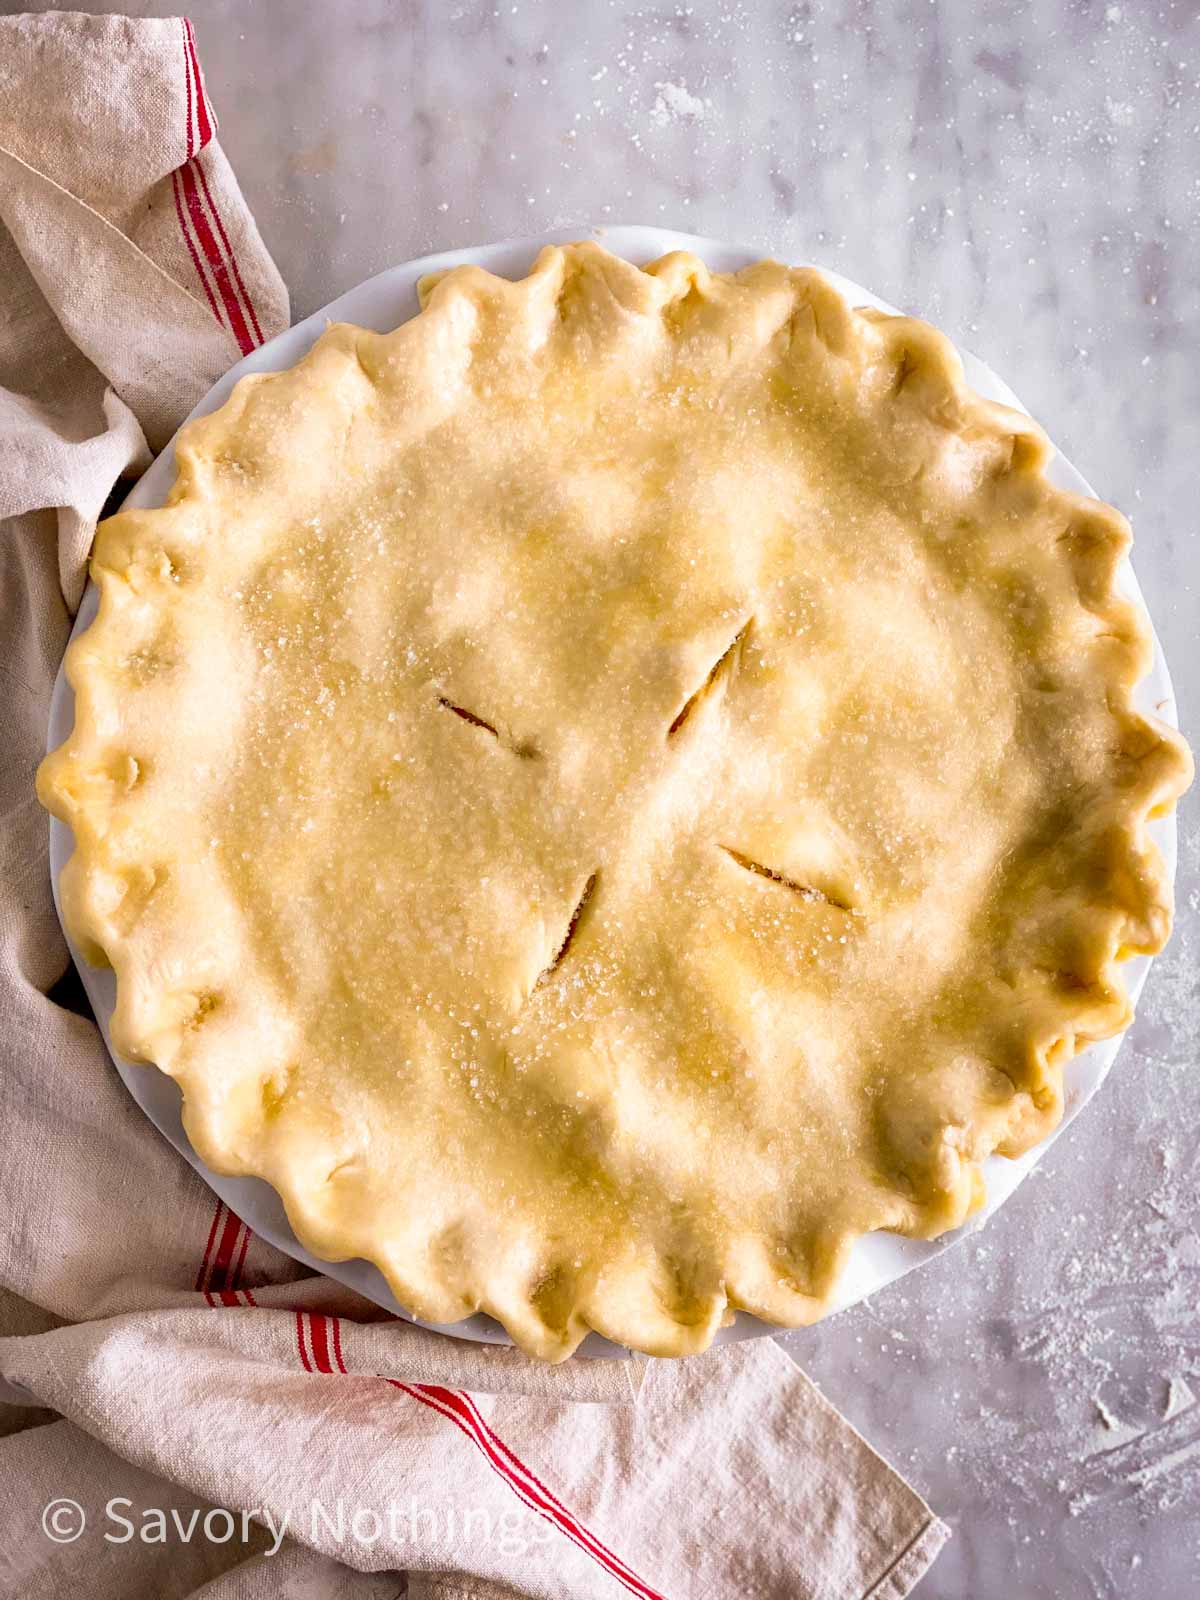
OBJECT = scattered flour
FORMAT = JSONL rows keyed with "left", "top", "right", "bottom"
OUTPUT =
{"left": 649, "top": 79, "right": 708, "bottom": 127}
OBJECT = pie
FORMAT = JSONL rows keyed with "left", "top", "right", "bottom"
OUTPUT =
{"left": 38, "top": 242, "right": 1192, "bottom": 1361}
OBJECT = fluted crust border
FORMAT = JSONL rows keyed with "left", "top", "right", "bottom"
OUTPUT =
{"left": 38, "top": 244, "right": 1193, "bottom": 1359}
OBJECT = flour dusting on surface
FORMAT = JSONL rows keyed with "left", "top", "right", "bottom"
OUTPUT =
{"left": 649, "top": 79, "right": 708, "bottom": 127}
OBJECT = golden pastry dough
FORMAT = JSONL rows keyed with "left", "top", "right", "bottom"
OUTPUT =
{"left": 39, "top": 243, "right": 1192, "bottom": 1360}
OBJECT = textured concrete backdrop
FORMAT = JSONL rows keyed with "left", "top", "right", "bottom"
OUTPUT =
{"left": 7, "top": 2, "right": 1198, "bottom": 1594}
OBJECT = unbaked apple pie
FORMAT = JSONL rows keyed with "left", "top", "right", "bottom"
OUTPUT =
{"left": 39, "top": 242, "right": 1192, "bottom": 1359}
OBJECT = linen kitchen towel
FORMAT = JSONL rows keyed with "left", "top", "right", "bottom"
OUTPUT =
{"left": 0, "top": 13, "right": 947, "bottom": 1598}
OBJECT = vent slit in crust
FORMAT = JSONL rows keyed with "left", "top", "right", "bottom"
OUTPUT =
{"left": 437, "top": 695, "right": 538, "bottom": 758}
{"left": 718, "top": 845, "right": 852, "bottom": 911}
{"left": 536, "top": 870, "right": 599, "bottom": 987}
{"left": 667, "top": 617, "right": 753, "bottom": 739}
{"left": 437, "top": 696, "right": 500, "bottom": 740}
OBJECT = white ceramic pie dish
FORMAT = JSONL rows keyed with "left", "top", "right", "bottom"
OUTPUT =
{"left": 46, "top": 225, "right": 1182, "bottom": 1358}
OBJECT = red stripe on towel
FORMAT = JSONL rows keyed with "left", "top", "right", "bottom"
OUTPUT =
{"left": 457, "top": 1382, "right": 653, "bottom": 1590}
{"left": 193, "top": 1196, "right": 224, "bottom": 1293}
{"left": 182, "top": 20, "right": 264, "bottom": 347}
{"left": 195, "top": 1200, "right": 253, "bottom": 1306}
{"left": 308, "top": 1312, "right": 334, "bottom": 1374}
{"left": 171, "top": 166, "right": 222, "bottom": 326}
{"left": 178, "top": 159, "right": 255, "bottom": 353}
{"left": 205, "top": 1204, "right": 244, "bottom": 1293}
{"left": 175, "top": 20, "right": 254, "bottom": 351}
{"left": 184, "top": 19, "right": 215, "bottom": 149}
{"left": 295, "top": 1309, "right": 313, "bottom": 1372}
{"left": 296, "top": 1314, "right": 662, "bottom": 1594}
{"left": 230, "top": 1215, "right": 252, "bottom": 1288}
{"left": 194, "top": 157, "right": 265, "bottom": 345}
{"left": 181, "top": 17, "right": 196, "bottom": 158}
{"left": 386, "top": 1380, "right": 664, "bottom": 1598}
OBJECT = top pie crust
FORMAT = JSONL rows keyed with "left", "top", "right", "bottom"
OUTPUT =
{"left": 39, "top": 243, "right": 1192, "bottom": 1360}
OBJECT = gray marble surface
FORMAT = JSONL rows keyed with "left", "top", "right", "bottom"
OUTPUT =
{"left": 12, "top": 0, "right": 1200, "bottom": 1594}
